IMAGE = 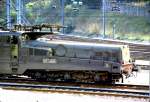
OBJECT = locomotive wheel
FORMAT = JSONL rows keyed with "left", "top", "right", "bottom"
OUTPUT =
{"left": 23, "top": 69, "right": 120, "bottom": 83}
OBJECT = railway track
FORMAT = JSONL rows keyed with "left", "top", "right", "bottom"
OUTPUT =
{"left": 0, "top": 78, "right": 149, "bottom": 98}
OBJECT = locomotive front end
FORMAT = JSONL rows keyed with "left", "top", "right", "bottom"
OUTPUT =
{"left": 120, "top": 45, "right": 135, "bottom": 75}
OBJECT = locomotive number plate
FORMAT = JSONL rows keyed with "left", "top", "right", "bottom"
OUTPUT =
{"left": 43, "top": 58, "right": 57, "bottom": 64}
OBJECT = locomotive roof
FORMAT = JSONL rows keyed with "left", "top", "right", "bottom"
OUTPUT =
{"left": 36, "top": 39, "right": 128, "bottom": 49}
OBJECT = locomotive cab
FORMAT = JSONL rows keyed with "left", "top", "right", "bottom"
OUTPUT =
{"left": 0, "top": 34, "right": 19, "bottom": 75}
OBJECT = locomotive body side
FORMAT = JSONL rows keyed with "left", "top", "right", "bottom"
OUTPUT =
{"left": 19, "top": 40, "right": 122, "bottom": 72}
{"left": 18, "top": 40, "right": 134, "bottom": 82}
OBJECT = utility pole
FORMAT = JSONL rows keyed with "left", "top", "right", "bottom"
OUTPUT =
{"left": 6, "top": 0, "right": 11, "bottom": 29}
{"left": 111, "top": 0, "right": 120, "bottom": 39}
{"left": 16, "top": 0, "right": 21, "bottom": 24}
{"left": 112, "top": 23, "right": 116, "bottom": 39}
{"left": 21, "top": 0, "right": 24, "bottom": 24}
{"left": 61, "top": 0, "right": 64, "bottom": 33}
{"left": 102, "top": 0, "right": 106, "bottom": 38}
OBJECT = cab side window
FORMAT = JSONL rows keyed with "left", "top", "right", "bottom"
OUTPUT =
{"left": 93, "top": 52, "right": 103, "bottom": 60}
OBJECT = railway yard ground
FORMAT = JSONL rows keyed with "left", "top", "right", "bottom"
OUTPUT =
{"left": 0, "top": 0, "right": 150, "bottom": 101}
{"left": 0, "top": 68, "right": 149, "bottom": 102}
{"left": 0, "top": 32, "right": 150, "bottom": 102}
{"left": 0, "top": 87, "right": 148, "bottom": 102}
{"left": 120, "top": 69, "right": 149, "bottom": 85}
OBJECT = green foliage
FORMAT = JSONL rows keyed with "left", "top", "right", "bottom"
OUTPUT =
{"left": 0, "top": 18, "right": 5, "bottom": 24}
{"left": 4, "top": 0, "right": 148, "bottom": 41}
{"left": 26, "top": 0, "right": 52, "bottom": 9}
{"left": 25, "top": 0, "right": 62, "bottom": 24}
{"left": 65, "top": 4, "right": 73, "bottom": 16}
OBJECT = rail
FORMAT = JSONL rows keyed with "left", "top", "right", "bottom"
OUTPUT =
{"left": 0, "top": 80, "right": 149, "bottom": 98}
